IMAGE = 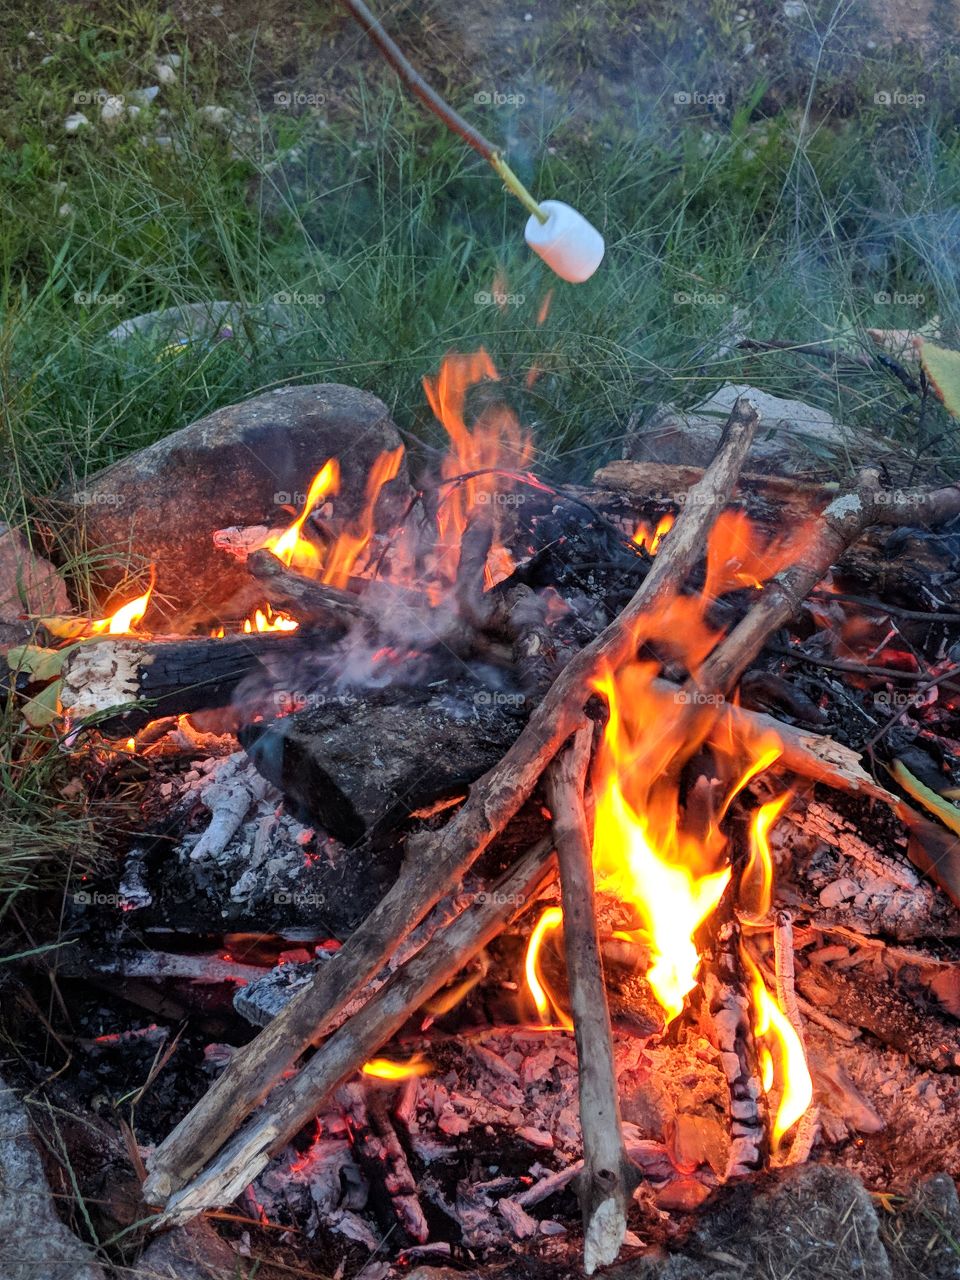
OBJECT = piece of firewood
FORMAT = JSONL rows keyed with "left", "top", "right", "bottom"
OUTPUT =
{"left": 546, "top": 725, "right": 637, "bottom": 1274}
{"left": 59, "top": 633, "right": 313, "bottom": 733}
{"left": 142, "top": 396, "right": 761, "bottom": 1209}
{"left": 150, "top": 838, "right": 557, "bottom": 1223}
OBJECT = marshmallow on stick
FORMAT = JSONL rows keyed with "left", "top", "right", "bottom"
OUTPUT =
{"left": 524, "top": 200, "right": 605, "bottom": 284}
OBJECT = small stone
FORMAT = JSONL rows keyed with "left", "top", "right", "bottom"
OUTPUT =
{"left": 783, "top": 0, "right": 804, "bottom": 15}
{"left": 655, "top": 1178, "right": 712, "bottom": 1212}
{"left": 64, "top": 112, "right": 89, "bottom": 133}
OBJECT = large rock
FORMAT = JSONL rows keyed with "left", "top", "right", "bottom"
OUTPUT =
{"left": 625, "top": 384, "right": 891, "bottom": 477}
{"left": 61, "top": 385, "right": 412, "bottom": 627}
{"left": 0, "top": 1076, "right": 107, "bottom": 1280}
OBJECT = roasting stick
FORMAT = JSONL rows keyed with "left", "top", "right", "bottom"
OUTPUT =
{"left": 143, "top": 398, "right": 761, "bottom": 1210}
{"left": 546, "top": 725, "right": 637, "bottom": 1274}
{"left": 155, "top": 839, "right": 557, "bottom": 1224}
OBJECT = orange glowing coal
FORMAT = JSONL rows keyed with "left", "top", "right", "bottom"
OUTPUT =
{"left": 361, "top": 1054, "right": 432, "bottom": 1081}
{"left": 266, "top": 458, "right": 340, "bottom": 573}
{"left": 632, "top": 512, "right": 675, "bottom": 555}
{"left": 90, "top": 582, "right": 153, "bottom": 635}
{"left": 424, "top": 349, "right": 534, "bottom": 591}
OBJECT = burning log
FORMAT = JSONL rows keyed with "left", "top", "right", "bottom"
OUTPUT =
{"left": 150, "top": 838, "right": 557, "bottom": 1223}
{"left": 143, "top": 395, "right": 761, "bottom": 1211}
{"left": 699, "top": 915, "right": 768, "bottom": 1179}
{"left": 339, "top": 1081, "right": 430, "bottom": 1243}
{"left": 546, "top": 726, "right": 637, "bottom": 1273}
{"left": 58, "top": 632, "right": 316, "bottom": 734}
{"left": 246, "top": 548, "right": 375, "bottom": 627}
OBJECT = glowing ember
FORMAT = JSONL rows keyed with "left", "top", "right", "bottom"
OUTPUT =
{"left": 632, "top": 512, "right": 675, "bottom": 555}
{"left": 361, "top": 1054, "right": 432, "bottom": 1081}
{"left": 742, "top": 949, "right": 814, "bottom": 1146}
{"left": 524, "top": 906, "right": 572, "bottom": 1029}
{"left": 266, "top": 458, "right": 340, "bottom": 572}
{"left": 90, "top": 582, "right": 153, "bottom": 635}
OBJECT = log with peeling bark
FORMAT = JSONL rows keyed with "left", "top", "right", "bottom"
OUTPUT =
{"left": 151, "top": 838, "right": 557, "bottom": 1223}
{"left": 699, "top": 912, "right": 768, "bottom": 1179}
{"left": 546, "top": 725, "right": 638, "bottom": 1274}
{"left": 59, "top": 633, "right": 316, "bottom": 734}
{"left": 143, "top": 396, "right": 762, "bottom": 1210}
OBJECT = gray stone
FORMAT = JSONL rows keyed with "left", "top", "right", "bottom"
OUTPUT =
{"left": 135, "top": 1220, "right": 240, "bottom": 1279}
{"left": 0, "top": 1076, "right": 107, "bottom": 1280}
{"left": 59, "top": 384, "right": 412, "bottom": 625}
{"left": 625, "top": 384, "right": 890, "bottom": 476}
{"left": 106, "top": 299, "right": 284, "bottom": 346}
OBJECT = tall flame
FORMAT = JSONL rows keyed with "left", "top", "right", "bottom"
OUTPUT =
{"left": 321, "top": 446, "right": 403, "bottom": 589}
{"left": 267, "top": 459, "right": 340, "bottom": 572}
{"left": 742, "top": 949, "right": 814, "bottom": 1146}
{"left": 524, "top": 906, "right": 573, "bottom": 1029}
{"left": 424, "top": 349, "right": 534, "bottom": 590}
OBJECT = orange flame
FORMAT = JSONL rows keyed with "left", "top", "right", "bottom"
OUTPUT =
{"left": 703, "top": 510, "right": 813, "bottom": 599}
{"left": 361, "top": 1054, "right": 432, "bottom": 1081}
{"left": 243, "top": 605, "right": 298, "bottom": 634}
{"left": 523, "top": 906, "right": 573, "bottom": 1029}
{"left": 266, "top": 459, "right": 340, "bottom": 572}
{"left": 424, "top": 349, "right": 534, "bottom": 591}
{"left": 90, "top": 582, "right": 153, "bottom": 635}
{"left": 742, "top": 949, "right": 813, "bottom": 1146}
{"left": 740, "top": 794, "right": 791, "bottom": 922}
{"left": 321, "top": 446, "right": 403, "bottom": 589}
{"left": 632, "top": 512, "right": 675, "bottom": 555}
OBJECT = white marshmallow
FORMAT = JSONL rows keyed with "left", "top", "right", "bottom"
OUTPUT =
{"left": 524, "top": 200, "right": 605, "bottom": 283}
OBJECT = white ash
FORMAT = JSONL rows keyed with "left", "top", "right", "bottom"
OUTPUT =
{"left": 173, "top": 750, "right": 319, "bottom": 911}
{"left": 781, "top": 799, "right": 959, "bottom": 938}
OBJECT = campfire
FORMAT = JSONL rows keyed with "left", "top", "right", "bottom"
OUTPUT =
{"left": 8, "top": 350, "right": 960, "bottom": 1276}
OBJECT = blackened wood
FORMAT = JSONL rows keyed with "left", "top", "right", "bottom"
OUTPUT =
{"left": 59, "top": 633, "right": 318, "bottom": 734}
{"left": 241, "top": 683, "right": 526, "bottom": 845}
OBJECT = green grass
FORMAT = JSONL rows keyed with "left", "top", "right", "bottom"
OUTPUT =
{"left": 2, "top": 0, "right": 960, "bottom": 899}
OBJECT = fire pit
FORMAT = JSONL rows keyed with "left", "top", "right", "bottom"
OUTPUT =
{"left": 4, "top": 351, "right": 960, "bottom": 1278}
